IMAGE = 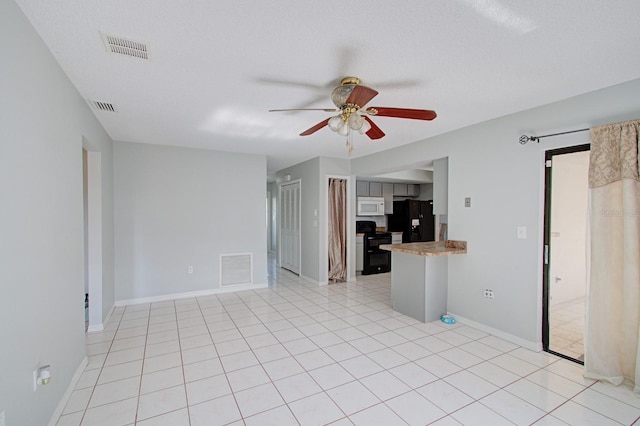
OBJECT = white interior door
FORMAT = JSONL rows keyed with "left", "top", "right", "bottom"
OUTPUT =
{"left": 280, "top": 181, "right": 300, "bottom": 274}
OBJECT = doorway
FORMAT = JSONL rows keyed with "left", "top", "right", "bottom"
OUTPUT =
{"left": 328, "top": 177, "right": 347, "bottom": 282}
{"left": 280, "top": 180, "right": 301, "bottom": 274}
{"left": 542, "top": 144, "right": 590, "bottom": 363}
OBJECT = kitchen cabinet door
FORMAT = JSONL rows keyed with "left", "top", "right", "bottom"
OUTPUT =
{"left": 356, "top": 181, "right": 369, "bottom": 197}
{"left": 369, "top": 182, "right": 382, "bottom": 197}
{"left": 393, "top": 184, "right": 408, "bottom": 196}
{"left": 383, "top": 183, "right": 394, "bottom": 214}
{"left": 407, "top": 184, "right": 420, "bottom": 197}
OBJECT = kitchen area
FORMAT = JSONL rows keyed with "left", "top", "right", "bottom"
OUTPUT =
{"left": 355, "top": 158, "right": 449, "bottom": 276}
{"left": 355, "top": 158, "right": 467, "bottom": 325}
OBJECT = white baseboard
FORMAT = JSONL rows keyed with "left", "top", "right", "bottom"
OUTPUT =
{"left": 86, "top": 323, "right": 104, "bottom": 333}
{"left": 300, "top": 274, "right": 328, "bottom": 286}
{"left": 86, "top": 303, "right": 115, "bottom": 333}
{"left": 449, "top": 312, "right": 542, "bottom": 352}
{"left": 48, "top": 356, "right": 88, "bottom": 426}
{"left": 114, "top": 282, "right": 269, "bottom": 307}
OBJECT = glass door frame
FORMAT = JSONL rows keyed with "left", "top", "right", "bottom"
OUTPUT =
{"left": 542, "top": 143, "right": 590, "bottom": 364}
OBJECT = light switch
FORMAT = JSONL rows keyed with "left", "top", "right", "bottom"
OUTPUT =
{"left": 517, "top": 226, "right": 527, "bottom": 239}
{"left": 464, "top": 197, "right": 471, "bottom": 208}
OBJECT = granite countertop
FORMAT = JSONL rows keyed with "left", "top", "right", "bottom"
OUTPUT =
{"left": 380, "top": 240, "right": 467, "bottom": 256}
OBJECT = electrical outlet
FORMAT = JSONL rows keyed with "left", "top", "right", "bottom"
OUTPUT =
{"left": 517, "top": 226, "right": 527, "bottom": 239}
{"left": 483, "top": 289, "right": 494, "bottom": 299}
{"left": 187, "top": 266, "right": 193, "bottom": 274}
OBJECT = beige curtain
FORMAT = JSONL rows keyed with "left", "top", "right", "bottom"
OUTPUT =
{"left": 328, "top": 178, "right": 347, "bottom": 282}
{"left": 585, "top": 119, "right": 640, "bottom": 395}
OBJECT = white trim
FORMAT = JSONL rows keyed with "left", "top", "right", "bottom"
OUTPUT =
{"left": 86, "top": 323, "right": 104, "bottom": 333}
{"left": 536, "top": 148, "right": 547, "bottom": 346}
{"left": 449, "top": 313, "right": 543, "bottom": 352}
{"left": 300, "top": 274, "right": 328, "bottom": 286}
{"left": 47, "top": 356, "right": 88, "bottom": 426}
{"left": 86, "top": 304, "right": 115, "bottom": 334}
{"left": 114, "top": 282, "right": 268, "bottom": 307}
{"left": 85, "top": 150, "right": 104, "bottom": 332}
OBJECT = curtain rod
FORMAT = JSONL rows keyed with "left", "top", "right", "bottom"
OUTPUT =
{"left": 519, "top": 127, "right": 589, "bottom": 145}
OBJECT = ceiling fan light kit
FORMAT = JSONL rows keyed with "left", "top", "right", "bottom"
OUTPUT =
{"left": 270, "top": 76, "right": 437, "bottom": 154}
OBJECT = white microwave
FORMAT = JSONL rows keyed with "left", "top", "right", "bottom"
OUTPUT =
{"left": 357, "top": 197, "right": 385, "bottom": 216}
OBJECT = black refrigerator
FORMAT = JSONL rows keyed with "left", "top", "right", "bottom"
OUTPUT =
{"left": 388, "top": 200, "right": 435, "bottom": 243}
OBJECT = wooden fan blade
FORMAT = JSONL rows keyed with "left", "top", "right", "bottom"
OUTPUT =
{"left": 364, "top": 117, "right": 385, "bottom": 140}
{"left": 368, "top": 107, "right": 437, "bottom": 121}
{"left": 346, "top": 85, "right": 378, "bottom": 107}
{"left": 300, "top": 118, "right": 330, "bottom": 136}
{"left": 269, "top": 108, "right": 338, "bottom": 112}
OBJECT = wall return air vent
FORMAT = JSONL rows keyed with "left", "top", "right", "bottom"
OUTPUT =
{"left": 91, "top": 101, "right": 115, "bottom": 112}
{"left": 100, "top": 32, "right": 149, "bottom": 60}
{"left": 220, "top": 253, "right": 253, "bottom": 287}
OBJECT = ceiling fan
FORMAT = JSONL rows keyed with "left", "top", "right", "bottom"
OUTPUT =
{"left": 269, "top": 77, "right": 437, "bottom": 154}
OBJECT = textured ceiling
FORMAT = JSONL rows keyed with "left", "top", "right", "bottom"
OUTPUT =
{"left": 14, "top": 0, "right": 640, "bottom": 176}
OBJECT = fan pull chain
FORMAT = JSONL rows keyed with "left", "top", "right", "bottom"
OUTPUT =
{"left": 346, "top": 131, "right": 354, "bottom": 155}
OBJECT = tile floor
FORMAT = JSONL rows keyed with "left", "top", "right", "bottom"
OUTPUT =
{"left": 549, "top": 298, "right": 585, "bottom": 361}
{"left": 58, "top": 265, "right": 639, "bottom": 425}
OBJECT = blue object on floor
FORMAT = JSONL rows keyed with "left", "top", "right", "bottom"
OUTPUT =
{"left": 441, "top": 314, "right": 456, "bottom": 324}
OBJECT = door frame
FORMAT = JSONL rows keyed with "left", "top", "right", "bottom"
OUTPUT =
{"left": 542, "top": 143, "right": 590, "bottom": 363}
{"left": 84, "top": 147, "right": 104, "bottom": 332}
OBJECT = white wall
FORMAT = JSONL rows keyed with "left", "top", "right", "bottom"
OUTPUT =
{"left": 113, "top": 142, "right": 267, "bottom": 301}
{"left": 0, "top": 1, "right": 115, "bottom": 424}
{"left": 276, "top": 157, "right": 321, "bottom": 282}
{"left": 275, "top": 156, "right": 350, "bottom": 284}
{"left": 351, "top": 78, "right": 640, "bottom": 346}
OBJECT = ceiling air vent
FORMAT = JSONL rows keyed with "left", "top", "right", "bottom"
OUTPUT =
{"left": 100, "top": 32, "right": 149, "bottom": 60}
{"left": 92, "top": 101, "right": 116, "bottom": 112}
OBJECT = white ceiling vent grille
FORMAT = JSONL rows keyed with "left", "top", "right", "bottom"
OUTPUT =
{"left": 220, "top": 253, "right": 253, "bottom": 287}
{"left": 91, "top": 101, "right": 116, "bottom": 112}
{"left": 101, "top": 32, "right": 149, "bottom": 60}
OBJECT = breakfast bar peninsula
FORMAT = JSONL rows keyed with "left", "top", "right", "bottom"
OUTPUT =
{"left": 380, "top": 240, "right": 467, "bottom": 323}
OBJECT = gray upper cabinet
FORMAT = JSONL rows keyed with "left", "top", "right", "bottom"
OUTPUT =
{"left": 393, "top": 184, "right": 408, "bottom": 196}
{"left": 369, "top": 182, "right": 382, "bottom": 197}
{"left": 383, "top": 183, "right": 394, "bottom": 214}
{"left": 356, "top": 181, "right": 369, "bottom": 197}
{"left": 358, "top": 180, "right": 421, "bottom": 204}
